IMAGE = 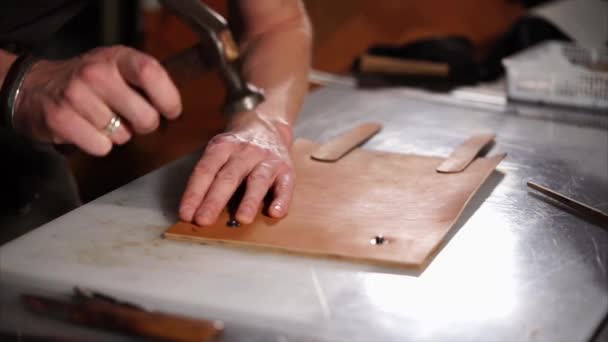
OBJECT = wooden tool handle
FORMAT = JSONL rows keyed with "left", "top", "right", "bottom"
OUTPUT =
{"left": 359, "top": 54, "right": 450, "bottom": 77}
{"left": 436, "top": 133, "right": 496, "bottom": 173}
{"left": 23, "top": 295, "right": 223, "bottom": 342}
{"left": 311, "top": 122, "right": 382, "bottom": 162}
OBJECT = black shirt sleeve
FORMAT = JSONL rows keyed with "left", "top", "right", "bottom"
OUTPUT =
{"left": 0, "top": 0, "right": 90, "bottom": 50}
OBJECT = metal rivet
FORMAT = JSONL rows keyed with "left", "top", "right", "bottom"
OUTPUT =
{"left": 227, "top": 218, "right": 240, "bottom": 228}
{"left": 370, "top": 235, "right": 387, "bottom": 245}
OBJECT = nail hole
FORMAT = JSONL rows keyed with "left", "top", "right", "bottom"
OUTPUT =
{"left": 370, "top": 235, "right": 387, "bottom": 245}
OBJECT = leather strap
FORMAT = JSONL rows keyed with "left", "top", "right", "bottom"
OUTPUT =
{"left": 0, "top": 54, "right": 38, "bottom": 129}
{"left": 311, "top": 122, "right": 382, "bottom": 162}
{"left": 436, "top": 133, "right": 496, "bottom": 173}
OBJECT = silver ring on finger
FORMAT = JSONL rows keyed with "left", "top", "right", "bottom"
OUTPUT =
{"left": 103, "top": 115, "right": 122, "bottom": 136}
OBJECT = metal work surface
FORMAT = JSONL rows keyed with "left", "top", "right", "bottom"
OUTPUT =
{"left": 1, "top": 85, "right": 607, "bottom": 341}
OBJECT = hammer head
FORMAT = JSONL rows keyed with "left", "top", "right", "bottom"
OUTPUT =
{"left": 211, "top": 31, "right": 265, "bottom": 115}
{"left": 160, "top": 0, "right": 265, "bottom": 115}
{"left": 223, "top": 80, "right": 265, "bottom": 115}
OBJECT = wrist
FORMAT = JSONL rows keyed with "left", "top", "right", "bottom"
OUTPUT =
{"left": 0, "top": 54, "right": 38, "bottom": 130}
{"left": 273, "top": 119, "right": 293, "bottom": 146}
{"left": 228, "top": 110, "right": 293, "bottom": 146}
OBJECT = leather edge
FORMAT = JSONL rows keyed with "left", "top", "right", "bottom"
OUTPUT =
{"left": 424, "top": 153, "right": 507, "bottom": 265}
{"left": 436, "top": 133, "right": 496, "bottom": 173}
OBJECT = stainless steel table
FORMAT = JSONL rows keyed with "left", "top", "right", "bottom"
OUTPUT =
{"left": 1, "top": 85, "right": 607, "bottom": 341}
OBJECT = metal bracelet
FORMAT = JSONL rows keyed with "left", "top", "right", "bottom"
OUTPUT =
{"left": 0, "top": 54, "right": 38, "bottom": 130}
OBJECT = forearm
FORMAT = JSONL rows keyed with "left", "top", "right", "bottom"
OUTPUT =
{"left": 232, "top": 2, "right": 312, "bottom": 144}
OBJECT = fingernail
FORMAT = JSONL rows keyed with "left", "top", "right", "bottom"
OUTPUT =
{"left": 195, "top": 213, "right": 210, "bottom": 225}
{"left": 238, "top": 209, "right": 252, "bottom": 220}
{"left": 179, "top": 206, "right": 193, "bottom": 220}
{"left": 236, "top": 215, "right": 252, "bottom": 225}
{"left": 272, "top": 203, "right": 282, "bottom": 213}
{"left": 179, "top": 204, "right": 194, "bottom": 217}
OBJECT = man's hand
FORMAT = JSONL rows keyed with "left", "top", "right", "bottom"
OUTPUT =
{"left": 15, "top": 45, "right": 182, "bottom": 155}
{"left": 179, "top": 112, "right": 295, "bottom": 226}
{"left": 176, "top": 0, "right": 311, "bottom": 226}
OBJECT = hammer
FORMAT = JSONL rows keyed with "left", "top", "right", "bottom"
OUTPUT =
{"left": 159, "top": 0, "right": 265, "bottom": 115}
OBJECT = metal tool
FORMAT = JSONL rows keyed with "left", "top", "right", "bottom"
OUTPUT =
{"left": 160, "top": 0, "right": 264, "bottom": 115}
{"left": 22, "top": 287, "right": 224, "bottom": 342}
{"left": 72, "top": 286, "right": 144, "bottom": 310}
{"left": 527, "top": 181, "right": 608, "bottom": 225}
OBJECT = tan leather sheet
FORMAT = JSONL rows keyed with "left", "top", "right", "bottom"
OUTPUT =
{"left": 164, "top": 139, "right": 504, "bottom": 268}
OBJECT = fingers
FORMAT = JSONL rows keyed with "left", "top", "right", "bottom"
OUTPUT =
{"left": 19, "top": 46, "right": 181, "bottom": 156}
{"left": 269, "top": 171, "right": 295, "bottom": 218}
{"left": 77, "top": 46, "right": 181, "bottom": 135}
{"left": 115, "top": 48, "right": 182, "bottom": 119}
{"left": 193, "top": 156, "right": 256, "bottom": 226}
{"left": 181, "top": 147, "right": 295, "bottom": 226}
{"left": 63, "top": 80, "right": 131, "bottom": 145}
{"left": 80, "top": 63, "right": 161, "bottom": 135}
{"left": 236, "top": 162, "right": 278, "bottom": 224}
{"left": 179, "top": 144, "right": 232, "bottom": 222}
{"left": 43, "top": 99, "right": 112, "bottom": 156}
